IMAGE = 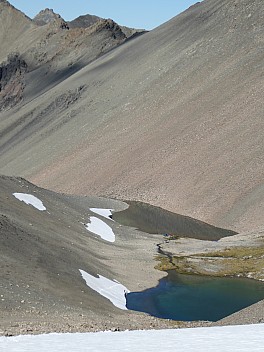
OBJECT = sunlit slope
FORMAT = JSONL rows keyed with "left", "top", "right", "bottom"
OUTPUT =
{"left": 0, "top": 1, "right": 34, "bottom": 61}
{"left": 0, "top": 0, "right": 263, "bottom": 231}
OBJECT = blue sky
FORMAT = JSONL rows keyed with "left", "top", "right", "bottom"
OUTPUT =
{"left": 9, "top": 0, "right": 199, "bottom": 29}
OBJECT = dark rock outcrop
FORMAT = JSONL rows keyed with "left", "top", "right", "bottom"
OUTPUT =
{"left": 68, "top": 14, "right": 101, "bottom": 29}
{"left": 0, "top": 53, "right": 27, "bottom": 111}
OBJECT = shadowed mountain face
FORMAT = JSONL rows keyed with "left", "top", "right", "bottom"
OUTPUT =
{"left": 0, "top": 0, "right": 264, "bottom": 232}
{"left": 112, "top": 201, "right": 237, "bottom": 241}
{"left": 0, "top": 54, "right": 27, "bottom": 111}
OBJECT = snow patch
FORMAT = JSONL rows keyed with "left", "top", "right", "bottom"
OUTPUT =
{"left": 86, "top": 217, "right": 115, "bottom": 242}
{"left": 13, "top": 193, "right": 46, "bottom": 211}
{"left": 2, "top": 324, "right": 264, "bottom": 352}
{"left": 79, "top": 269, "right": 129, "bottom": 310}
{"left": 90, "top": 208, "right": 114, "bottom": 221}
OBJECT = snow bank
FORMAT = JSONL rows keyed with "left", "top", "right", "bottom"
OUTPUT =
{"left": 13, "top": 193, "right": 46, "bottom": 211}
{"left": 79, "top": 269, "right": 129, "bottom": 310}
{"left": 1, "top": 324, "right": 264, "bottom": 352}
{"left": 90, "top": 208, "right": 114, "bottom": 221}
{"left": 86, "top": 217, "right": 115, "bottom": 242}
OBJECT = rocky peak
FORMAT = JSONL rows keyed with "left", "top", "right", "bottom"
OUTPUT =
{"left": 93, "top": 19, "right": 127, "bottom": 40}
{"left": 0, "top": 0, "right": 21, "bottom": 11}
{"left": 0, "top": 0, "right": 32, "bottom": 21}
{"left": 33, "top": 8, "right": 68, "bottom": 29}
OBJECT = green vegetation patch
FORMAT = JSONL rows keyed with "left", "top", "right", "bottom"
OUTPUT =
{"left": 197, "top": 246, "right": 264, "bottom": 259}
{"left": 155, "top": 246, "right": 264, "bottom": 280}
{"left": 155, "top": 255, "right": 200, "bottom": 275}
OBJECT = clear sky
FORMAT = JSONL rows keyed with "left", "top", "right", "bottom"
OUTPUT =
{"left": 9, "top": 0, "right": 200, "bottom": 30}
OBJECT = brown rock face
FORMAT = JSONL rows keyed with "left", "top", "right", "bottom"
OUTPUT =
{"left": 0, "top": 54, "right": 27, "bottom": 111}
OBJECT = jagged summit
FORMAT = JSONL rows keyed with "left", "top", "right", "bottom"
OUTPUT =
{"left": 33, "top": 8, "right": 69, "bottom": 28}
{"left": 33, "top": 8, "right": 61, "bottom": 24}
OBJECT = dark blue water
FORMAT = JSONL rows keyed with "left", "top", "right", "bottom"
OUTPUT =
{"left": 126, "top": 272, "right": 264, "bottom": 321}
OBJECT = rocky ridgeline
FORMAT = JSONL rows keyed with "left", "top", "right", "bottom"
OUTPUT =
{"left": 0, "top": 2, "right": 145, "bottom": 111}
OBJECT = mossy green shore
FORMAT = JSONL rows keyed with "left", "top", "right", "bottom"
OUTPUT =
{"left": 112, "top": 201, "right": 264, "bottom": 281}
{"left": 155, "top": 244, "right": 264, "bottom": 281}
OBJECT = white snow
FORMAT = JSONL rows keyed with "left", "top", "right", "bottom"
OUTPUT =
{"left": 79, "top": 269, "right": 129, "bottom": 310}
{"left": 85, "top": 217, "right": 115, "bottom": 242}
{"left": 13, "top": 193, "right": 46, "bottom": 211}
{"left": 90, "top": 208, "right": 114, "bottom": 221}
{"left": 1, "top": 324, "right": 264, "bottom": 352}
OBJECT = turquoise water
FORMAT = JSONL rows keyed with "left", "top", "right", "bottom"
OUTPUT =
{"left": 126, "top": 272, "right": 264, "bottom": 321}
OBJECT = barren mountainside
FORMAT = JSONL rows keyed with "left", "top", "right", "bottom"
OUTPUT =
{"left": 0, "top": 0, "right": 264, "bottom": 233}
{"left": 2, "top": 0, "right": 264, "bottom": 337}
{"left": 0, "top": 1, "right": 143, "bottom": 110}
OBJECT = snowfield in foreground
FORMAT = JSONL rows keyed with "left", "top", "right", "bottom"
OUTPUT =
{"left": 1, "top": 324, "right": 264, "bottom": 352}
{"left": 13, "top": 193, "right": 46, "bottom": 211}
{"left": 79, "top": 269, "right": 129, "bottom": 310}
{"left": 85, "top": 216, "right": 115, "bottom": 242}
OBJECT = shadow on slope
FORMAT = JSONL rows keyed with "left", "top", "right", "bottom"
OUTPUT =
{"left": 112, "top": 201, "right": 237, "bottom": 240}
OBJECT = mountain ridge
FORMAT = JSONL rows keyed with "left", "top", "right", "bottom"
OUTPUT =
{"left": 0, "top": 0, "right": 145, "bottom": 110}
